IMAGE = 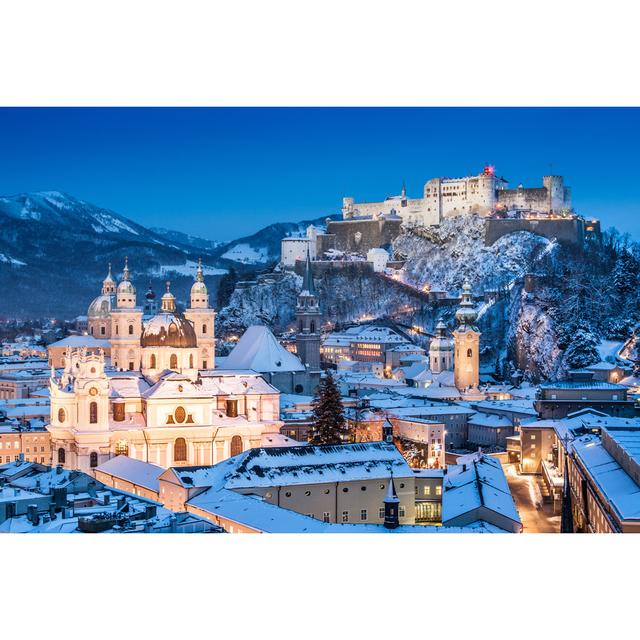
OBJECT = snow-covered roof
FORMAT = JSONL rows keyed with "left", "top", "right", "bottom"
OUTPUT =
{"left": 468, "top": 412, "right": 513, "bottom": 428}
{"left": 225, "top": 442, "right": 412, "bottom": 489}
{"left": 48, "top": 335, "right": 110, "bottom": 349}
{"left": 473, "top": 399, "right": 537, "bottom": 416}
{"left": 218, "top": 325, "right": 305, "bottom": 373}
{"left": 95, "top": 455, "right": 163, "bottom": 492}
{"left": 539, "top": 380, "right": 626, "bottom": 390}
{"left": 572, "top": 433, "right": 640, "bottom": 522}
{"left": 442, "top": 454, "right": 521, "bottom": 527}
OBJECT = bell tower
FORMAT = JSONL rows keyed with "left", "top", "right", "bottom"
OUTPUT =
{"left": 183, "top": 258, "right": 216, "bottom": 370}
{"left": 111, "top": 257, "right": 143, "bottom": 371}
{"left": 295, "top": 249, "right": 322, "bottom": 372}
{"left": 453, "top": 280, "right": 481, "bottom": 391}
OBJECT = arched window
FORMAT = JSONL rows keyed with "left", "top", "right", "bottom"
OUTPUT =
{"left": 174, "top": 437, "right": 187, "bottom": 462}
{"left": 150, "top": 353, "right": 156, "bottom": 369}
{"left": 100, "top": 326, "right": 105, "bottom": 335}
{"left": 467, "top": 348, "right": 473, "bottom": 358}
{"left": 202, "top": 324, "right": 207, "bottom": 334}
{"left": 310, "top": 320, "right": 316, "bottom": 333}
{"left": 58, "top": 447, "right": 65, "bottom": 464}
{"left": 115, "top": 440, "right": 129, "bottom": 456}
{"left": 189, "top": 354, "right": 194, "bottom": 368}
{"left": 116, "top": 324, "right": 119, "bottom": 335}
{"left": 299, "top": 320, "right": 303, "bottom": 332}
{"left": 230, "top": 435, "right": 243, "bottom": 457}
{"left": 90, "top": 451, "right": 98, "bottom": 468}
{"left": 58, "top": 408, "right": 66, "bottom": 424}
{"left": 90, "top": 326, "right": 94, "bottom": 335}
{"left": 170, "top": 354, "right": 178, "bottom": 370}
{"left": 89, "top": 401, "right": 98, "bottom": 424}
{"left": 128, "top": 324, "right": 134, "bottom": 335}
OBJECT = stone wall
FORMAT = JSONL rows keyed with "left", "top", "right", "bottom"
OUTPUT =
{"left": 294, "top": 259, "right": 375, "bottom": 278}
{"left": 484, "top": 217, "right": 595, "bottom": 247}
{"left": 326, "top": 218, "right": 403, "bottom": 254}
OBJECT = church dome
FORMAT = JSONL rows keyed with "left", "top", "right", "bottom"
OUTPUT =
{"left": 117, "top": 279, "right": 136, "bottom": 296}
{"left": 191, "top": 280, "right": 207, "bottom": 296}
{"left": 88, "top": 294, "right": 115, "bottom": 319}
{"left": 140, "top": 313, "right": 197, "bottom": 348}
{"left": 430, "top": 322, "right": 453, "bottom": 351}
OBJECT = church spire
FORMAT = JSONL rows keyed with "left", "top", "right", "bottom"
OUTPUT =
{"left": 122, "top": 256, "right": 130, "bottom": 281}
{"left": 161, "top": 280, "right": 176, "bottom": 313}
{"left": 101, "top": 262, "right": 116, "bottom": 295}
{"left": 195, "top": 256, "right": 204, "bottom": 282}
{"left": 401, "top": 179, "right": 406, "bottom": 199}
{"left": 301, "top": 247, "right": 316, "bottom": 296}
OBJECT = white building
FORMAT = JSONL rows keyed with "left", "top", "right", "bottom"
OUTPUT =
{"left": 280, "top": 225, "right": 318, "bottom": 267}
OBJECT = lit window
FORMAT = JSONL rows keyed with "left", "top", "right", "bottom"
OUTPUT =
{"left": 399, "top": 506, "right": 406, "bottom": 518}
{"left": 435, "top": 485, "right": 442, "bottom": 496}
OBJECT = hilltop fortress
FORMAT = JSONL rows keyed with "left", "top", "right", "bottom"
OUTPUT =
{"left": 341, "top": 166, "right": 572, "bottom": 226}
{"left": 281, "top": 167, "right": 599, "bottom": 267}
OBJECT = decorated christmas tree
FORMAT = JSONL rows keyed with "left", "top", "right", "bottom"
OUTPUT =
{"left": 308, "top": 370, "right": 347, "bottom": 445}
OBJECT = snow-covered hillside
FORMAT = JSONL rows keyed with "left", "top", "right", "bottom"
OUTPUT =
{"left": 394, "top": 215, "right": 551, "bottom": 293}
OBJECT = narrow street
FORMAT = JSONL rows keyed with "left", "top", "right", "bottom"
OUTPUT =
{"left": 503, "top": 463, "right": 560, "bottom": 533}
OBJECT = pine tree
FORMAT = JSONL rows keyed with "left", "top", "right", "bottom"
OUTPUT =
{"left": 308, "top": 371, "right": 347, "bottom": 445}
{"left": 216, "top": 266, "right": 238, "bottom": 309}
{"left": 564, "top": 326, "right": 600, "bottom": 369}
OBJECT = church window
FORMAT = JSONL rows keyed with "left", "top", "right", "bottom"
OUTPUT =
{"left": 189, "top": 354, "right": 194, "bottom": 369}
{"left": 89, "top": 401, "right": 98, "bottom": 424}
{"left": 150, "top": 354, "right": 156, "bottom": 369}
{"left": 230, "top": 435, "right": 243, "bottom": 457}
{"left": 128, "top": 362, "right": 134, "bottom": 371}
{"left": 58, "top": 448, "right": 65, "bottom": 464}
{"left": 175, "top": 406, "right": 186, "bottom": 424}
{"left": 174, "top": 437, "right": 187, "bottom": 462}
{"left": 116, "top": 325, "right": 119, "bottom": 335}
{"left": 90, "top": 451, "right": 98, "bottom": 468}
{"left": 128, "top": 324, "right": 134, "bottom": 335}
{"left": 202, "top": 324, "right": 207, "bottom": 334}
{"left": 467, "top": 348, "right": 472, "bottom": 358}
{"left": 90, "top": 326, "right": 94, "bottom": 335}
{"left": 202, "top": 360, "right": 208, "bottom": 369}
{"left": 115, "top": 440, "right": 128, "bottom": 456}
{"left": 100, "top": 326, "right": 105, "bottom": 335}
{"left": 58, "top": 408, "right": 66, "bottom": 423}
{"left": 170, "top": 354, "right": 178, "bottom": 370}
{"left": 310, "top": 320, "right": 316, "bottom": 333}
{"left": 299, "top": 320, "right": 303, "bottom": 332}
{"left": 226, "top": 399, "right": 239, "bottom": 418}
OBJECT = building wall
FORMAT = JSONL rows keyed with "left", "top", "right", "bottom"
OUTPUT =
{"left": 520, "top": 426, "right": 555, "bottom": 474}
{"left": 325, "top": 218, "right": 403, "bottom": 255}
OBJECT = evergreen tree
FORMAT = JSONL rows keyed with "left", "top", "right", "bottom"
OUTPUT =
{"left": 564, "top": 325, "right": 600, "bottom": 369}
{"left": 308, "top": 371, "right": 347, "bottom": 445}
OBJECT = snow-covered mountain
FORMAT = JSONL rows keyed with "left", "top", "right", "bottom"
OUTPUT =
{"left": 0, "top": 191, "right": 224, "bottom": 319}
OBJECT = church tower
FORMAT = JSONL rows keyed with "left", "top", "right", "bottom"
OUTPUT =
{"left": 295, "top": 249, "right": 322, "bottom": 372}
{"left": 184, "top": 258, "right": 216, "bottom": 370}
{"left": 453, "top": 279, "right": 481, "bottom": 391}
{"left": 110, "top": 257, "right": 143, "bottom": 371}
{"left": 429, "top": 320, "right": 454, "bottom": 373}
{"left": 101, "top": 263, "right": 116, "bottom": 295}
{"left": 87, "top": 264, "right": 117, "bottom": 339}
{"left": 383, "top": 476, "right": 400, "bottom": 529}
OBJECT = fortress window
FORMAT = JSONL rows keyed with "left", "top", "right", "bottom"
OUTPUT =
{"left": 89, "top": 401, "right": 98, "bottom": 424}
{"left": 174, "top": 437, "right": 187, "bottom": 462}
{"left": 90, "top": 451, "right": 98, "bottom": 468}
{"left": 230, "top": 435, "right": 243, "bottom": 457}
{"left": 57, "top": 448, "right": 65, "bottom": 464}
{"left": 170, "top": 354, "right": 178, "bottom": 370}
{"left": 58, "top": 408, "right": 66, "bottom": 423}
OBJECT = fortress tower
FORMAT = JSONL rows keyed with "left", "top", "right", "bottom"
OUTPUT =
{"left": 453, "top": 280, "right": 481, "bottom": 392}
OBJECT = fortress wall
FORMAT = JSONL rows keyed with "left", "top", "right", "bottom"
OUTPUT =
{"left": 326, "top": 218, "right": 403, "bottom": 254}
{"left": 484, "top": 218, "right": 586, "bottom": 246}
{"left": 293, "top": 259, "right": 375, "bottom": 278}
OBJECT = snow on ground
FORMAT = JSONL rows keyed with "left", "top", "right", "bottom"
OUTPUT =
{"left": 221, "top": 243, "right": 271, "bottom": 264}
{"left": 598, "top": 339, "right": 625, "bottom": 362}
{"left": 152, "top": 260, "right": 227, "bottom": 277}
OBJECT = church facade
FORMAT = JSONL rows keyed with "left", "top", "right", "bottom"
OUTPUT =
{"left": 48, "top": 259, "right": 283, "bottom": 474}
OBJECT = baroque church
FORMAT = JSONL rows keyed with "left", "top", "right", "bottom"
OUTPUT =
{"left": 48, "top": 258, "right": 301, "bottom": 474}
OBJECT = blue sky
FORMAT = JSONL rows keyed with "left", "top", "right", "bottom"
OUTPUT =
{"left": 1, "top": 107, "right": 639, "bottom": 240}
